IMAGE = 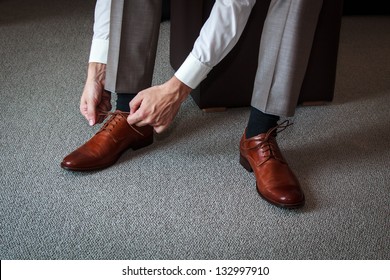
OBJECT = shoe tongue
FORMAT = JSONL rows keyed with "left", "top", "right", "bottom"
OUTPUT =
{"left": 247, "top": 139, "right": 263, "bottom": 149}
{"left": 246, "top": 133, "right": 276, "bottom": 150}
{"left": 107, "top": 114, "right": 119, "bottom": 127}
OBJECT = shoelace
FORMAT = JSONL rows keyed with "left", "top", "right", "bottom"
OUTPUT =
{"left": 263, "top": 119, "right": 292, "bottom": 140}
{"left": 247, "top": 120, "right": 293, "bottom": 166}
{"left": 98, "top": 111, "right": 145, "bottom": 136}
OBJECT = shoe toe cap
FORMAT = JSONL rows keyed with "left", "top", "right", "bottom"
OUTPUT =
{"left": 261, "top": 185, "right": 305, "bottom": 208}
{"left": 60, "top": 151, "right": 94, "bottom": 171}
{"left": 60, "top": 154, "right": 79, "bottom": 170}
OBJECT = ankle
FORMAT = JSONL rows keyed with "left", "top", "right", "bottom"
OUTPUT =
{"left": 246, "top": 107, "right": 280, "bottom": 138}
{"left": 116, "top": 93, "right": 136, "bottom": 112}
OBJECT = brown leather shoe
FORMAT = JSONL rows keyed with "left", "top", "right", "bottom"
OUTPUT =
{"left": 239, "top": 123, "right": 304, "bottom": 208}
{"left": 61, "top": 111, "right": 153, "bottom": 171}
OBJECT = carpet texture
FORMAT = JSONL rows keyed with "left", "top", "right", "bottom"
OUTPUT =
{"left": 0, "top": 0, "right": 389, "bottom": 259}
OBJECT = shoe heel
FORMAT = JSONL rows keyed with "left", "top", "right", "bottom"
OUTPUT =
{"left": 132, "top": 136, "right": 153, "bottom": 150}
{"left": 240, "top": 154, "right": 253, "bottom": 172}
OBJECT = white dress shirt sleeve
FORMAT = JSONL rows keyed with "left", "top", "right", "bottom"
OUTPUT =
{"left": 89, "top": 0, "right": 111, "bottom": 64}
{"left": 175, "top": 0, "right": 256, "bottom": 89}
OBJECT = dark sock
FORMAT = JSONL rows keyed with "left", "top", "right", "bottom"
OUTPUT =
{"left": 246, "top": 107, "right": 280, "bottom": 138}
{"left": 116, "top": 93, "right": 137, "bottom": 112}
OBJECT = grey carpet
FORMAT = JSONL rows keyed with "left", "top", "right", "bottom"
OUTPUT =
{"left": 1, "top": 0, "right": 389, "bottom": 260}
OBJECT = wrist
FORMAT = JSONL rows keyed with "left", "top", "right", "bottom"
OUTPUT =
{"left": 86, "top": 62, "right": 106, "bottom": 84}
{"left": 168, "top": 76, "right": 192, "bottom": 102}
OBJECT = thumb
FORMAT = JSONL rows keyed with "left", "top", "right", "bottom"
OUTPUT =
{"left": 127, "top": 109, "right": 142, "bottom": 126}
{"left": 87, "top": 100, "right": 97, "bottom": 126}
{"left": 153, "top": 125, "right": 168, "bottom": 134}
{"left": 127, "top": 94, "right": 144, "bottom": 125}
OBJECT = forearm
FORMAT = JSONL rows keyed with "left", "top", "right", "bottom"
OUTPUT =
{"left": 86, "top": 62, "right": 106, "bottom": 84}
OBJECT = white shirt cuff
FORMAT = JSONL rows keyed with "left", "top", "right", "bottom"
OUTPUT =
{"left": 89, "top": 39, "right": 109, "bottom": 64}
{"left": 174, "top": 53, "right": 212, "bottom": 89}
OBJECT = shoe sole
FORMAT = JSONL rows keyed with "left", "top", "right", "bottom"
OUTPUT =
{"left": 239, "top": 154, "right": 305, "bottom": 209}
{"left": 61, "top": 137, "right": 153, "bottom": 172}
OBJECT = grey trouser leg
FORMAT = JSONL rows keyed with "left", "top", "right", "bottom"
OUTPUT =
{"left": 105, "top": 0, "right": 162, "bottom": 93}
{"left": 251, "top": 0, "right": 323, "bottom": 117}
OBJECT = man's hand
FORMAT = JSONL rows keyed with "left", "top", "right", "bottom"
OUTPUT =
{"left": 80, "top": 62, "right": 112, "bottom": 126}
{"left": 127, "top": 76, "right": 192, "bottom": 133}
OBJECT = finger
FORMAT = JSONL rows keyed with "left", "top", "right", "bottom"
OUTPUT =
{"left": 87, "top": 100, "right": 97, "bottom": 126}
{"left": 154, "top": 124, "right": 168, "bottom": 134}
{"left": 133, "top": 119, "right": 150, "bottom": 127}
{"left": 96, "top": 102, "right": 111, "bottom": 123}
{"left": 129, "top": 94, "right": 143, "bottom": 115}
{"left": 80, "top": 96, "right": 88, "bottom": 117}
{"left": 81, "top": 107, "right": 92, "bottom": 124}
{"left": 127, "top": 109, "right": 152, "bottom": 127}
{"left": 127, "top": 110, "right": 142, "bottom": 126}
{"left": 96, "top": 108, "right": 107, "bottom": 123}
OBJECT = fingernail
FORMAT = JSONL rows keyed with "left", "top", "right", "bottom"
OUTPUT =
{"left": 89, "top": 120, "right": 93, "bottom": 126}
